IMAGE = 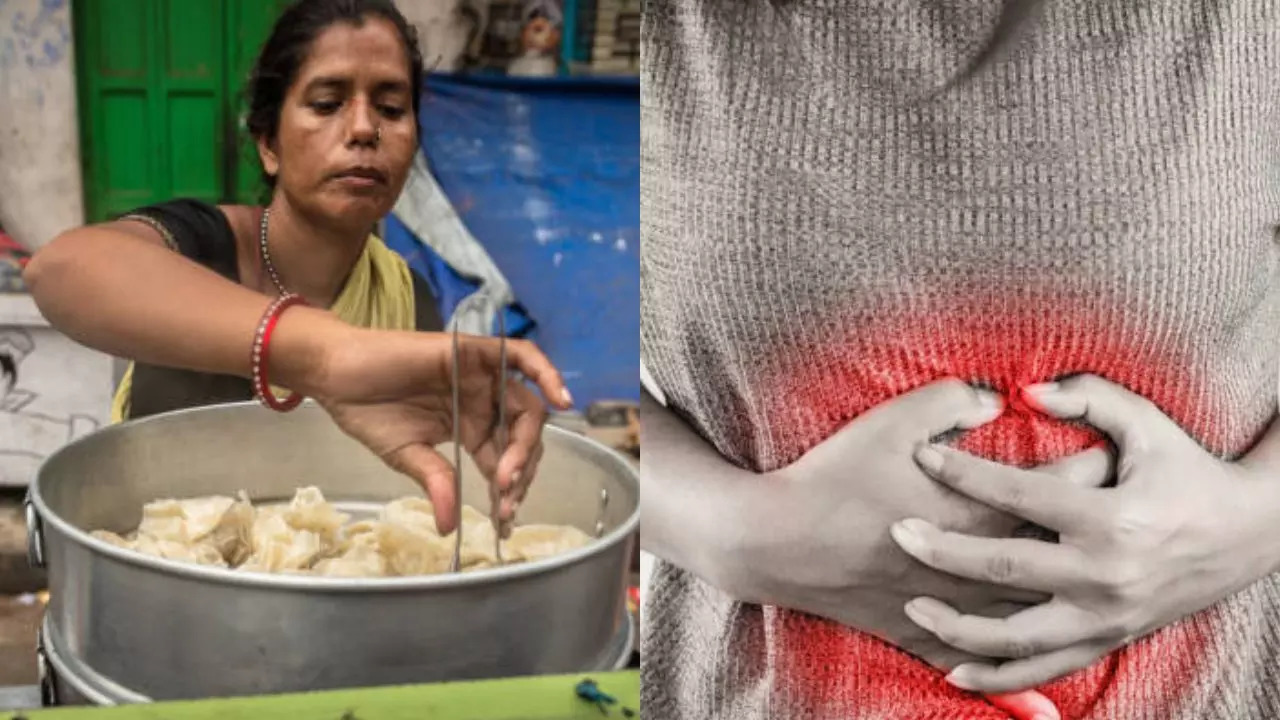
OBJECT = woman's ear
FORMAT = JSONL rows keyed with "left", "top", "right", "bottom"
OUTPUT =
{"left": 256, "top": 135, "right": 280, "bottom": 179}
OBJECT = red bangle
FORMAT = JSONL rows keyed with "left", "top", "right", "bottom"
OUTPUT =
{"left": 252, "top": 293, "right": 309, "bottom": 412}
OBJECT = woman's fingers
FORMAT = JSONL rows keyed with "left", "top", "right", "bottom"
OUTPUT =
{"left": 384, "top": 442, "right": 458, "bottom": 534}
{"left": 472, "top": 337, "right": 572, "bottom": 410}
{"left": 948, "top": 642, "right": 1110, "bottom": 694}
{"left": 905, "top": 596, "right": 1094, "bottom": 659}
{"left": 892, "top": 518, "right": 1090, "bottom": 593}
{"left": 517, "top": 441, "right": 544, "bottom": 505}
{"left": 463, "top": 377, "right": 546, "bottom": 522}
{"left": 495, "top": 381, "right": 546, "bottom": 519}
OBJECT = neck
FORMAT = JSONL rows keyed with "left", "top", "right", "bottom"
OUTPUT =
{"left": 263, "top": 197, "right": 368, "bottom": 308}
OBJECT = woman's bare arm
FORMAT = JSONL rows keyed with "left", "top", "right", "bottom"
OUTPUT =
{"left": 24, "top": 222, "right": 342, "bottom": 395}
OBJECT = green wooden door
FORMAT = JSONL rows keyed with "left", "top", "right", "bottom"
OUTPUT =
{"left": 227, "top": 0, "right": 293, "bottom": 204}
{"left": 76, "top": 0, "right": 289, "bottom": 222}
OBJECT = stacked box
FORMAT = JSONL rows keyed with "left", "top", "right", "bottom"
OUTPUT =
{"left": 588, "top": 0, "right": 640, "bottom": 73}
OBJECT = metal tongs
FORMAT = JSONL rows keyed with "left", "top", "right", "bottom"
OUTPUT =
{"left": 449, "top": 306, "right": 508, "bottom": 572}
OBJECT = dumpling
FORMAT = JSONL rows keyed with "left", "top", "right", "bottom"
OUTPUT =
{"left": 379, "top": 497, "right": 438, "bottom": 534}
{"left": 129, "top": 494, "right": 256, "bottom": 565}
{"left": 240, "top": 510, "right": 323, "bottom": 573}
{"left": 332, "top": 519, "right": 380, "bottom": 554}
{"left": 93, "top": 485, "right": 595, "bottom": 577}
{"left": 205, "top": 496, "right": 255, "bottom": 566}
{"left": 282, "top": 486, "right": 349, "bottom": 547}
{"left": 502, "top": 524, "right": 593, "bottom": 563}
{"left": 136, "top": 495, "right": 236, "bottom": 543}
{"left": 93, "top": 528, "right": 227, "bottom": 567}
{"left": 131, "top": 534, "right": 227, "bottom": 567}
{"left": 313, "top": 541, "right": 388, "bottom": 578}
{"left": 377, "top": 522, "right": 452, "bottom": 575}
{"left": 454, "top": 505, "right": 500, "bottom": 568}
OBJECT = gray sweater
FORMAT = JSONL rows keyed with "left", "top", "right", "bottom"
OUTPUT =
{"left": 640, "top": 1, "right": 1280, "bottom": 718}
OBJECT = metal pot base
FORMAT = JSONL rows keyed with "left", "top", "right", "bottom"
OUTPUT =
{"left": 38, "top": 610, "right": 635, "bottom": 707}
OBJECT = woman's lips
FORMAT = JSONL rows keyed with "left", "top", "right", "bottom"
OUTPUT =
{"left": 331, "top": 167, "right": 388, "bottom": 189}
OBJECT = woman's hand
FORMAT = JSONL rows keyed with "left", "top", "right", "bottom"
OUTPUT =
{"left": 716, "top": 380, "right": 1110, "bottom": 688}
{"left": 891, "top": 374, "right": 1280, "bottom": 693}
{"left": 304, "top": 324, "right": 571, "bottom": 535}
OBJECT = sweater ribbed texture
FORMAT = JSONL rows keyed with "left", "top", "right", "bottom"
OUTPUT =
{"left": 640, "top": 1, "right": 1280, "bottom": 718}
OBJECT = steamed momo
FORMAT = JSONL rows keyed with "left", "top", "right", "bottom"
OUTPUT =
{"left": 91, "top": 487, "right": 593, "bottom": 577}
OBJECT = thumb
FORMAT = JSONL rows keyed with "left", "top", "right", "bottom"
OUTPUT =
{"left": 1035, "top": 443, "right": 1115, "bottom": 489}
{"left": 859, "top": 378, "right": 1004, "bottom": 442}
{"left": 1022, "top": 375, "right": 1166, "bottom": 453}
{"left": 385, "top": 443, "right": 460, "bottom": 534}
{"left": 986, "top": 690, "right": 1061, "bottom": 720}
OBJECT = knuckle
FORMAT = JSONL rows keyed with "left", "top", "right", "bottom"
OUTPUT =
{"left": 914, "top": 543, "right": 937, "bottom": 566}
{"left": 1120, "top": 431, "right": 1151, "bottom": 458}
{"left": 1000, "top": 636, "right": 1039, "bottom": 659}
{"left": 1067, "top": 374, "right": 1103, "bottom": 396}
{"left": 1104, "top": 500, "right": 1156, "bottom": 543}
{"left": 992, "top": 480, "right": 1028, "bottom": 512}
{"left": 931, "top": 619, "right": 959, "bottom": 646}
{"left": 508, "top": 338, "right": 535, "bottom": 360}
{"left": 984, "top": 553, "right": 1019, "bottom": 584}
{"left": 1092, "top": 559, "right": 1146, "bottom": 603}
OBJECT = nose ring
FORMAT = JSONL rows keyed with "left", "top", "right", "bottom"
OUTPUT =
{"left": 375, "top": 126, "right": 382, "bottom": 143}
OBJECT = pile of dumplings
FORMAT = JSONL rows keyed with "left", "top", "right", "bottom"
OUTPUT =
{"left": 90, "top": 487, "right": 593, "bottom": 577}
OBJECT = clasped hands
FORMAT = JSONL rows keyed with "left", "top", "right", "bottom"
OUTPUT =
{"left": 737, "top": 375, "right": 1280, "bottom": 720}
{"left": 887, "top": 375, "right": 1280, "bottom": 694}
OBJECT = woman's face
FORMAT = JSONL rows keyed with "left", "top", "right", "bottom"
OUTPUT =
{"left": 259, "top": 17, "right": 417, "bottom": 230}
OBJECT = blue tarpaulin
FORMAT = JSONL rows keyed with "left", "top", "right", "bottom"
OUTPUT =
{"left": 384, "top": 73, "right": 639, "bottom": 408}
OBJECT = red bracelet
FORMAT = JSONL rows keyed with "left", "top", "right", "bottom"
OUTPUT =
{"left": 252, "top": 293, "right": 309, "bottom": 412}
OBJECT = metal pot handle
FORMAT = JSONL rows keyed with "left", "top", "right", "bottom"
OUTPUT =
{"left": 595, "top": 487, "right": 609, "bottom": 538}
{"left": 36, "top": 624, "right": 58, "bottom": 706}
{"left": 25, "top": 491, "right": 45, "bottom": 569}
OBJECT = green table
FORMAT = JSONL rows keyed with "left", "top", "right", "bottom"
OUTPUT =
{"left": 11, "top": 671, "right": 640, "bottom": 720}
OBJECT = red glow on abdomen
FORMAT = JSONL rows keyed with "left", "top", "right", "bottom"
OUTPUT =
{"left": 768, "top": 303, "right": 1226, "bottom": 469}
{"left": 758, "top": 300, "right": 1227, "bottom": 718}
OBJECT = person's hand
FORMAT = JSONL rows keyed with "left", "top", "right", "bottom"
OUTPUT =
{"left": 713, "top": 378, "right": 1110, "bottom": 717}
{"left": 890, "top": 374, "right": 1280, "bottom": 694}
{"left": 309, "top": 326, "right": 572, "bottom": 534}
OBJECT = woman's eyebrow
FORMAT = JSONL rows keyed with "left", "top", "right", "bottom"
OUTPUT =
{"left": 301, "top": 77, "right": 409, "bottom": 95}
{"left": 302, "top": 76, "right": 350, "bottom": 94}
{"left": 372, "top": 79, "right": 411, "bottom": 95}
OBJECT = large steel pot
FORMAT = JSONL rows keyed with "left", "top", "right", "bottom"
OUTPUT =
{"left": 27, "top": 401, "right": 638, "bottom": 703}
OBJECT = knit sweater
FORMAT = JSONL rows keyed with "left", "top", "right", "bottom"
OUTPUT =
{"left": 639, "top": 2, "right": 1280, "bottom": 719}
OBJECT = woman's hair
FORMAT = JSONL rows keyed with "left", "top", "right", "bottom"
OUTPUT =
{"left": 246, "top": 0, "right": 425, "bottom": 188}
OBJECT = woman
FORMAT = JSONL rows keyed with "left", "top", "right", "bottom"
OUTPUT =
{"left": 641, "top": 2, "right": 1280, "bottom": 719}
{"left": 25, "top": 0, "right": 571, "bottom": 535}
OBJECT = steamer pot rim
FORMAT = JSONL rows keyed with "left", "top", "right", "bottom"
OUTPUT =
{"left": 30, "top": 403, "right": 639, "bottom": 592}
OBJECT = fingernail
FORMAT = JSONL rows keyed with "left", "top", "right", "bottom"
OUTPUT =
{"left": 510, "top": 469, "right": 522, "bottom": 490}
{"left": 561, "top": 388, "right": 573, "bottom": 406}
{"left": 946, "top": 666, "right": 978, "bottom": 691}
{"left": 913, "top": 444, "right": 944, "bottom": 474}
{"left": 1021, "top": 382, "right": 1058, "bottom": 402}
{"left": 890, "top": 518, "right": 931, "bottom": 555}
{"left": 903, "top": 599, "right": 936, "bottom": 633}
{"left": 1034, "top": 715, "right": 1058, "bottom": 720}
